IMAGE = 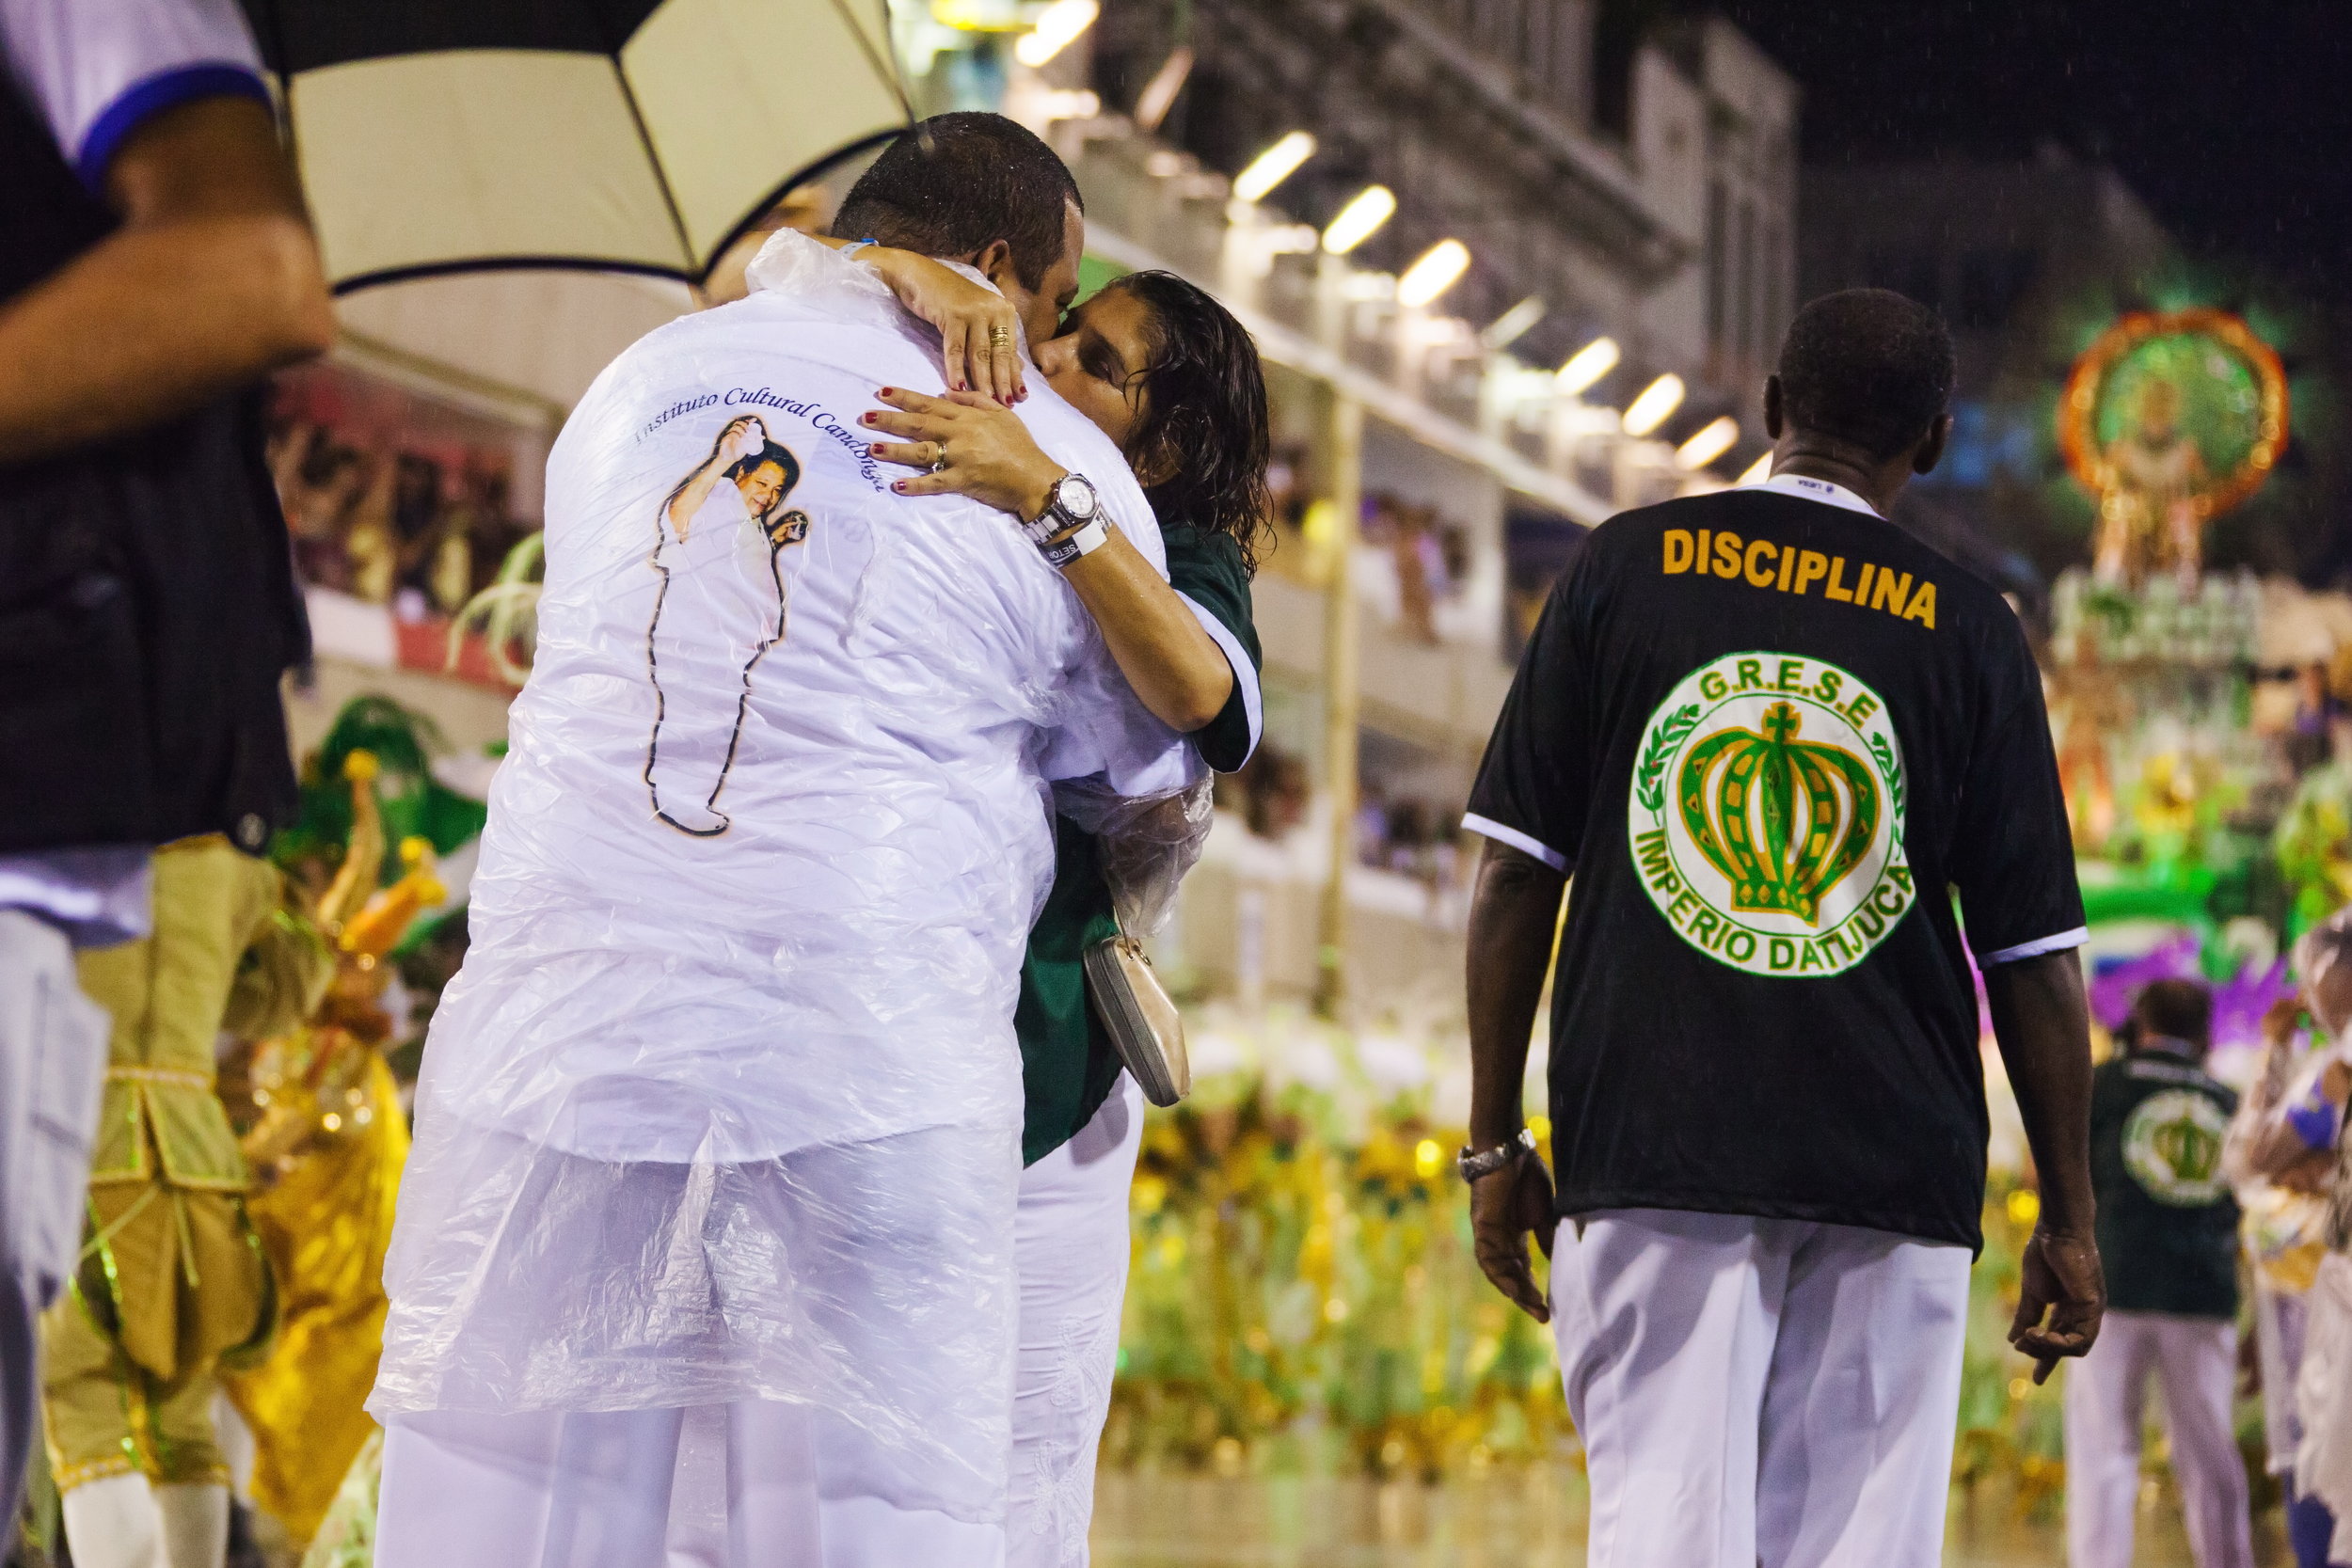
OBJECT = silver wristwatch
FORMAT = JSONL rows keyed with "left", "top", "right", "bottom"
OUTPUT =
{"left": 1022, "top": 472, "right": 1100, "bottom": 554}
{"left": 1457, "top": 1127, "right": 1537, "bottom": 1182}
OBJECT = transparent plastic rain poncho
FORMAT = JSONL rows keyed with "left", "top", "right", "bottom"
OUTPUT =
{"left": 368, "top": 231, "right": 1201, "bottom": 1523}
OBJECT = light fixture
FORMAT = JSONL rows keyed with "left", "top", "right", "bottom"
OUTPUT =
{"left": 1621, "top": 373, "right": 1686, "bottom": 437}
{"left": 1480, "top": 296, "right": 1545, "bottom": 351}
{"left": 1321, "top": 184, "right": 1395, "bottom": 254}
{"left": 1554, "top": 336, "right": 1620, "bottom": 395}
{"left": 1014, "top": 0, "right": 1098, "bottom": 67}
{"left": 1232, "top": 131, "right": 1316, "bottom": 202}
{"left": 1676, "top": 416, "right": 1740, "bottom": 470}
{"left": 1396, "top": 239, "right": 1470, "bottom": 309}
{"left": 1134, "top": 45, "right": 1194, "bottom": 132}
{"left": 1738, "top": 452, "right": 1773, "bottom": 484}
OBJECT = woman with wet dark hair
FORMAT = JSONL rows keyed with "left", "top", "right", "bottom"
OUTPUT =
{"left": 857, "top": 263, "right": 1269, "bottom": 1568}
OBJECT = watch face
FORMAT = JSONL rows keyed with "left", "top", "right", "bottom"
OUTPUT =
{"left": 1057, "top": 474, "right": 1100, "bottom": 520}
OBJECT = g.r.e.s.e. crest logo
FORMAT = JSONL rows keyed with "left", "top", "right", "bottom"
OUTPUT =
{"left": 2122, "top": 1090, "right": 2231, "bottom": 1207}
{"left": 1629, "top": 651, "right": 1911, "bottom": 977}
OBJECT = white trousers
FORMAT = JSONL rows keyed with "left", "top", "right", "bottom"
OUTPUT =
{"left": 373, "top": 1075, "right": 1144, "bottom": 1568}
{"left": 1549, "top": 1208, "right": 1972, "bottom": 1568}
{"left": 0, "top": 909, "right": 110, "bottom": 1532}
{"left": 1008, "top": 1074, "right": 1145, "bottom": 1568}
{"left": 2063, "top": 1309, "right": 2253, "bottom": 1568}
{"left": 375, "top": 1401, "right": 1000, "bottom": 1568}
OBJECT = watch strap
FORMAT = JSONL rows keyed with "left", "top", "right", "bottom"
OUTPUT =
{"left": 1456, "top": 1127, "right": 1537, "bottom": 1182}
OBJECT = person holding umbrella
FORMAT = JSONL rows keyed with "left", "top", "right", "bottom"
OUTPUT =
{"left": 1, "top": 0, "right": 330, "bottom": 1561}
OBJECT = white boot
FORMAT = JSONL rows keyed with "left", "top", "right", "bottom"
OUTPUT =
{"left": 154, "top": 1482, "right": 230, "bottom": 1568}
{"left": 61, "top": 1472, "right": 166, "bottom": 1568}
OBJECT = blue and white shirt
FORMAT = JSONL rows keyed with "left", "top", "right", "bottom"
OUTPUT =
{"left": 0, "top": 0, "right": 270, "bottom": 944}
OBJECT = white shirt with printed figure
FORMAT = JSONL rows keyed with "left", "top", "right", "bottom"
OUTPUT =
{"left": 372, "top": 231, "right": 1197, "bottom": 1519}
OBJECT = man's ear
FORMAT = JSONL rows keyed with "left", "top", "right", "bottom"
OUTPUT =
{"left": 1912, "top": 412, "right": 1953, "bottom": 477}
{"left": 973, "top": 238, "right": 1018, "bottom": 291}
{"left": 1761, "top": 374, "right": 1786, "bottom": 441}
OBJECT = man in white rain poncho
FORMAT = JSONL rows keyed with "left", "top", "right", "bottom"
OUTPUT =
{"left": 368, "top": 115, "right": 1198, "bottom": 1567}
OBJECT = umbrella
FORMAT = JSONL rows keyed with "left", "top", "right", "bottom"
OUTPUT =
{"left": 240, "top": 1, "right": 914, "bottom": 293}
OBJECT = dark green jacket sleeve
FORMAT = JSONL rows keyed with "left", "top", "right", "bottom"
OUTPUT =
{"left": 1163, "top": 525, "right": 1263, "bottom": 774}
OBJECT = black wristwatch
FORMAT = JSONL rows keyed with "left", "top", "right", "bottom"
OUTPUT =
{"left": 1457, "top": 1128, "right": 1537, "bottom": 1182}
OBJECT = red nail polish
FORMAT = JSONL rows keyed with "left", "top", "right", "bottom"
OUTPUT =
{"left": 878, "top": 388, "right": 893, "bottom": 396}
{"left": 893, "top": 481, "right": 907, "bottom": 492}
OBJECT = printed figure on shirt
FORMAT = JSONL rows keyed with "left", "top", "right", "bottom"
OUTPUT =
{"left": 644, "top": 414, "right": 814, "bottom": 836}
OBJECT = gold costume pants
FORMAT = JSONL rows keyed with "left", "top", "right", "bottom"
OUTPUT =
{"left": 41, "top": 1184, "right": 269, "bottom": 1492}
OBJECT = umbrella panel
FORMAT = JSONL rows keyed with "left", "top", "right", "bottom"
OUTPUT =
{"left": 248, "top": 0, "right": 909, "bottom": 292}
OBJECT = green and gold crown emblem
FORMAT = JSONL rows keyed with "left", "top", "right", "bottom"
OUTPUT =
{"left": 1677, "top": 702, "right": 1881, "bottom": 925}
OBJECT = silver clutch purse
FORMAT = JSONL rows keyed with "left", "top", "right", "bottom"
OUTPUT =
{"left": 1082, "top": 933, "right": 1190, "bottom": 1107}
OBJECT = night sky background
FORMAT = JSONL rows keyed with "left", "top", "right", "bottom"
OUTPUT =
{"left": 1692, "top": 0, "right": 2352, "bottom": 579}
{"left": 1708, "top": 0, "right": 2349, "bottom": 301}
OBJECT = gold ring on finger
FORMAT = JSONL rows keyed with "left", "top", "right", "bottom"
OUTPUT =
{"left": 928, "top": 442, "right": 949, "bottom": 474}
{"left": 989, "top": 326, "right": 1012, "bottom": 348}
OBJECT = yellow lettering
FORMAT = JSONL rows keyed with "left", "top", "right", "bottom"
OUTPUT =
{"left": 1736, "top": 658, "right": 1763, "bottom": 690}
{"left": 1744, "top": 539, "right": 1777, "bottom": 588}
{"left": 1695, "top": 531, "right": 1711, "bottom": 576}
{"left": 1903, "top": 580, "right": 1938, "bottom": 628}
{"left": 1662, "top": 530, "right": 1693, "bottom": 573}
{"left": 1871, "top": 569, "right": 1913, "bottom": 614}
{"left": 1793, "top": 550, "right": 1829, "bottom": 595}
{"left": 1824, "top": 557, "right": 1855, "bottom": 602}
{"left": 1714, "top": 531, "right": 1744, "bottom": 578}
{"left": 1854, "top": 562, "right": 1876, "bottom": 603}
{"left": 1775, "top": 546, "right": 1796, "bottom": 592}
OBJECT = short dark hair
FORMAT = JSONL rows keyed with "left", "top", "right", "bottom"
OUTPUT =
{"left": 724, "top": 443, "right": 800, "bottom": 518}
{"left": 1774, "top": 289, "right": 1956, "bottom": 461}
{"left": 2134, "top": 978, "right": 2214, "bottom": 1049}
{"left": 832, "top": 113, "right": 1083, "bottom": 292}
{"left": 1103, "top": 271, "right": 1272, "bottom": 575}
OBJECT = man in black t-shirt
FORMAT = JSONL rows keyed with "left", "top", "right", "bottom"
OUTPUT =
{"left": 1458, "top": 290, "right": 2104, "bottom": 1568}
{"left": 2066, "top": 980, "right": 2253, "bottom": 1568}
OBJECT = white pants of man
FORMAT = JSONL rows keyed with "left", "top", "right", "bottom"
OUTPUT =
{"left": 1549, "top": 1207, "right": 1972, "bottom": 1568}
{"left": 2064, "top": 1308, "right": 2253, "bottom": 1568}
{"left": 376, "top": 1400, "right": 1001, "bottom": 1568}
{"left": 0, "top": 910, "right": 109, "bottom": 1533}
{"left": 1007, "top": 1073, "right": 1145, "bottom": 1568}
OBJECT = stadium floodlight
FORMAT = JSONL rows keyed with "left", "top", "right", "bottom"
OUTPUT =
{"left": 1554, "top": 336, "right": 1620, "bottom": 395}
{"left": 1015, "top": 0, "right": 1099, "bottom": 67}
{"left": 1621, "top": 373, "right": 1686, "bottom": 437}
{"left": 1232, "top": 131, "right": 1316, "bottom": 202}
{"left": 1396, "top": 240, "right": 1470, "bottom": 308}
{"left": 1676, "top": 416, "right": 1741, "bottom": 470}
{"left": 1321, "top": 185, "right": 1395, "bottom": 254}
{"left": 1479, "top": 296, "right": 1545, "bottom": 351}
{"left": 1738, "top": 452, "right": 1773, "bottom": 484}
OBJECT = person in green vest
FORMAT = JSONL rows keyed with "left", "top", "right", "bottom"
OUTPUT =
{"left": 864, "top": 265, "right": 1268, "bottom": 1568}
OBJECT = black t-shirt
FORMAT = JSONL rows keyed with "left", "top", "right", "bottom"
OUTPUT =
{"left": 1466, "top": 477, "right": 2085, "bottom": 1251}
{"left": 2089, "top": 1043, "right": 2240, "bottom": 1318}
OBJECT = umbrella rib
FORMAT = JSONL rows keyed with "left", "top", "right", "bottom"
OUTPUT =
{"left": 826, "top": 0, "right": 921, "bottom": 131}
{"left": 605, "top": 59, "right": 699, "bottom": 277}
